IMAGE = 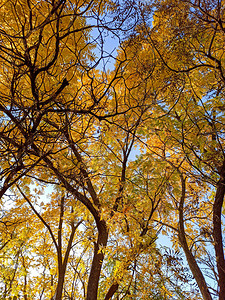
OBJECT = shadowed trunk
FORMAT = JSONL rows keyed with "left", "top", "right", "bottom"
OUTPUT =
{"left": 178, "top": 175, "right": 212, "bottom": 300}
{"left": 86, "top": 220, "right": 108, "bottom": 300}
{"left": 104, "top": 283, "right": 119, "bottom": 300}
{"left": 213, "top": 161, "right": 225, "bottom": 300}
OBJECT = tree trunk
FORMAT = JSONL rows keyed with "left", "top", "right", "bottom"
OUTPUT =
{"left": 178, "top": 175, "right": 212, "bottom": 300}
{"left": 86, "top": 220, "right": 108, "bottom": 300}
{"left": 53, "top": 266, "right": 66, "bottom": 300}
{"left": 213, "top": 162, "right": 225, "bottom": 300}
{"left": 179, "top": 233, "right": 212, "bottom": 300}
{"left": 104, "top": 283, "right": 119, "bottom": 300}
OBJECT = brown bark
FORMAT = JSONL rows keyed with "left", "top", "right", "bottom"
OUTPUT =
{"left": 54, "top": 219, "right": 82, "bottom": 299}
{"left": 178, "top": 175, "right": 212, "bottom": 300}
{"left": 53, "top": 196, "right": 65, "bottom": 300}
{"left": 86, "top": 220, "right": 108, "bottom": 300}
{"left": 36, "top": 146, "right": 107, "bottom": 300}
{"left": 54, "top": 220, "right": 82, "bottom": 300}
{"left": 54, "top": 266, "right": 66, "bottom": 300}
{"left": 213, "top": 161, "right": 225, "bottom": 300}
{"left": 104, "top": 283, "right": 119, "bottom": 300}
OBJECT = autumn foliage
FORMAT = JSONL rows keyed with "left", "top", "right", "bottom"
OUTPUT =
{"left": 0, "top": 0, "right": 225, "bottom": 299}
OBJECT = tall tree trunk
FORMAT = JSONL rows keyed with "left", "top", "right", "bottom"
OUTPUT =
{"left": 53, "top": 201, "right": 82, "bottom": 300}
{"left": 213, "top": 161, "right": 225, "bottom": 300}
{"left": 178, "top": 175, "right": 212, "bottom": 300}
{"left": 86, "top": 220, "right": 108, "bottom": 300}
{"left": 54, "top": 265, "right": 66, "bottom": 300}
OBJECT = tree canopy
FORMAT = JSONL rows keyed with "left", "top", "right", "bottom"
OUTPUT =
{"left": 0, "top": 0, "right": 225, "bottom": 299}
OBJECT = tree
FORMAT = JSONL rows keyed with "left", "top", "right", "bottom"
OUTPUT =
{"left": 2, "top": 0, "right": 225, "bottom": 299}
{"left": 125, "top": 0, "right": 225, "bottom": 299}
{"left": 0, "top": 0, "right": 169, "bottom": 299}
